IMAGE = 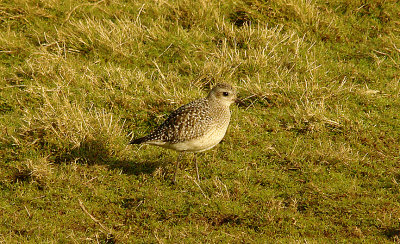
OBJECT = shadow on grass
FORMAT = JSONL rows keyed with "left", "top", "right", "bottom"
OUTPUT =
{"left": 383, "top": 227, "right": 400, "bottom": 241}
{"left": 54, "top": 138, "right": 163, "bottom": 176}
{"left": 108, "top": 159, "right": 161, "bottom": 175}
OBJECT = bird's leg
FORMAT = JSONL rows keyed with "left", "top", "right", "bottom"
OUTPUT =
{"left": 174, "top": 152, "right": 184, "bottom": 183}
{"left": 194, "top": 153, "right": 200, "bottom": 182}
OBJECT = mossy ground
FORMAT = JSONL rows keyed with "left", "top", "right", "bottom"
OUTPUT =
{"left": 1, "top": 0, "right": 400, "bottom": 242}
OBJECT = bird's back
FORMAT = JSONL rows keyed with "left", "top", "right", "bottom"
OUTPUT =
{"left": 131, "top": 99, "right": 213, "bottom": 145}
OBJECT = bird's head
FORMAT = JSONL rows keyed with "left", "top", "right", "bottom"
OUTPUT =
{"left": 207, "top": 83, "right": 237, "bottom": 107}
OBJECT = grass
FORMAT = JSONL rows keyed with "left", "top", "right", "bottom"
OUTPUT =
{"left": 1, "top": 0, "right": 400, "bottom": 242}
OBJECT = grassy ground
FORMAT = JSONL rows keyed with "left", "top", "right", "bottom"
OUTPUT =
{"left": 1, "top": 0, "right": 400, "bottom": 242}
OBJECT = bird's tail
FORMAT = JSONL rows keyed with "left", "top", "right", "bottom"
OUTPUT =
{"left": 129, "top": 136, "right": 149, "bottom": 145}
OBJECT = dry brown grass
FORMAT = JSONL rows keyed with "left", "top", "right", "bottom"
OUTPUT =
{"left": 1, "top": 0, "right": 400, "bottom": 242}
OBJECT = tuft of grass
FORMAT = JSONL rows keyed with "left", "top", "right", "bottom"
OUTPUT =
{"left": 1, "top": 0, "right": 400, "bottom": 242}
{"left": 8, "top": 157, "right": 53, "bottom": 187}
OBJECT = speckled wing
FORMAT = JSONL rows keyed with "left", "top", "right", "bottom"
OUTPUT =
{"left": 147, "top": 99, "right": 213, "bottom": 144}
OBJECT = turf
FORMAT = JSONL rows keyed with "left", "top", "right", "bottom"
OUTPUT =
{"left": 1, "top": 0, "right": 400, "bottom": 242}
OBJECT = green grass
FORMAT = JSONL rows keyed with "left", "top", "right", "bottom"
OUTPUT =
{"left": 1, "top": 0, "right": 400, "bottom": 242}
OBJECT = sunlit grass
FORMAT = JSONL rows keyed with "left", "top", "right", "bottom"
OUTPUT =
{"left": 1, "top": 0, "right": 400, "bottom": 242}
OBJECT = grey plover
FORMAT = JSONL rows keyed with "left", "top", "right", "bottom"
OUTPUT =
{"left": 130, "top": 83, "right": 237, "bottom": 181}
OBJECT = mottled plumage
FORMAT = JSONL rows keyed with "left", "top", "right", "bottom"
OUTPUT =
{"left": 130, "top": 83, "right": 237, "bottom": 181}
{"left": 131, "top": 83, "right": 236, "bottom": 151}
{"left": 131, "top": 99, "right": 213, "bottom": 145}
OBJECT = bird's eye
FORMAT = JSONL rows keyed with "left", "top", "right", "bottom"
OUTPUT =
{"left": 222, "top": 92, "right": 229, "bottom": 96}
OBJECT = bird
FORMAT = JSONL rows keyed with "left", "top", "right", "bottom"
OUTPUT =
{"left": 130, "top": 83, "right": 237, "bottom": 182}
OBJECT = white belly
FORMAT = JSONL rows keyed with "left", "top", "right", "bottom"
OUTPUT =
{"left": 159, "top": 123, "right": 229, "bottom": 152}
